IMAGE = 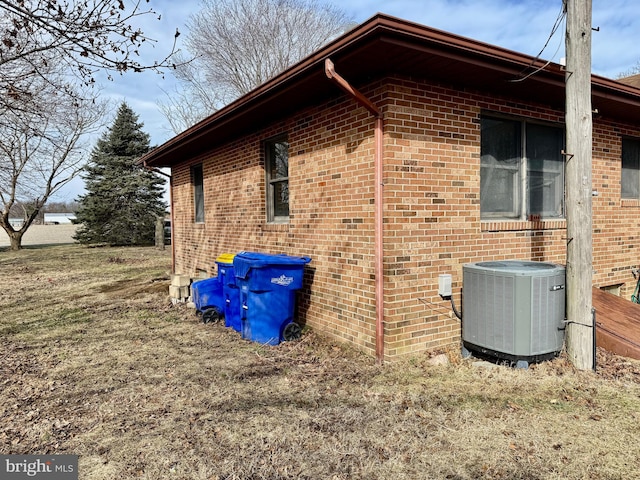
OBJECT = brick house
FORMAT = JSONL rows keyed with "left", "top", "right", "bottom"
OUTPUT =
{"left": 141, "top": 14, "right": 640, "bottom": 361}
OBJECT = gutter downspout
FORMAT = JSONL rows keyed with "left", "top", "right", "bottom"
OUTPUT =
{"left": 325, "top": 59, "right": 385, "bottom": 364}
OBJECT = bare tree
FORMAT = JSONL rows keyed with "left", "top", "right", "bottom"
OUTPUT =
{"left": 0, "top": 73, "right": 107, "bottom": 250}
{"left": 617, "top": 62, "right": 640, "bottom": 79}
{"left": 0, "top": 0, "right": 180, "bottom": 82}
{"left": 0, "top": 1, "right": 183, "bottom": 249}
{"left": 159, "top": 0, "right": 354, "bottom": 133}
{"left": 0, "top": 0, "right": 182, "bottom": 124}
{"left": 157, "top": 60, "right": 224, "bottom": 135}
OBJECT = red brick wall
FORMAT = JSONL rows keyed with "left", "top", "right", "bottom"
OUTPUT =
{"left": 171, "top": 92, "right": 383, "bottom": 353}
{"left": 170, "top": 74, "right": 640, "bottom": 360}
{"left": 592, "top": 120, "right": 640, "bottom": 297}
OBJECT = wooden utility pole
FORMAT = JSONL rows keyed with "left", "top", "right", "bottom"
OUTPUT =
{"left": 565, "top": 0, "right": 594, "bottom": 370}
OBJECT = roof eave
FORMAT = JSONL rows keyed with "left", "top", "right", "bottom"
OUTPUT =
{"left": 141, "top": 13, "right": 640, "bottom": 168}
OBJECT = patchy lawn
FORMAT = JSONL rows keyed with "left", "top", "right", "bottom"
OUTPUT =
{"left": 1, "top": 244, "right": 640, "bottom": 479}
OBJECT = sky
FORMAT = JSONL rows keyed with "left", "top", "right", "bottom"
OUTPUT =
{"left": 53, "top": 0, "right": 640, "bottom": 202}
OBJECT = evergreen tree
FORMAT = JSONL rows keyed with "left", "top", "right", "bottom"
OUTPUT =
{"left": 74, "top": 102, "right": 167, "bottom": 246}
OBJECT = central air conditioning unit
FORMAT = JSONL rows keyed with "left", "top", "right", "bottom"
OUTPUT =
{"left": 462, "top": 260, "right": 566, "bottom": 364}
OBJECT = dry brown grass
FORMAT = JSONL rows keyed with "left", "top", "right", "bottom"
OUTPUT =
{"left": 1, "top": 244, "right": 640, "bottom": 479}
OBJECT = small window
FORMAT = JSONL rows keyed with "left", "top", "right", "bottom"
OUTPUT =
{"left": 481, "top": 116, "right": 564, "bottom": 220}
{"left": 622, "top": 138, "right": 640, "bottom": 199}
{"left": 192, "top": 164, "right": 204, "bottom": 223}
{"left": 265, "top": 137, "right": 289, "bottom": 223}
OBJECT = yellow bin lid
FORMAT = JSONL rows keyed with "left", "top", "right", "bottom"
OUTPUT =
{"left": 216, "top": 253, "right": 235, "bottom": 265}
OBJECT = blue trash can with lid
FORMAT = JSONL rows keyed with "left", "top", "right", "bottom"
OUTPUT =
{"left": 191, "top": 276, "right": 224, "bottom": 324}
{"left": 233, "top": 252, "right": 311, "bottom": 345}
{"left": 216, "top": 253, "right": 241, "bottom": 332}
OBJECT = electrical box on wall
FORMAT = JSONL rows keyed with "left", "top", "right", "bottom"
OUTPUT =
{"left": 438, "top": 274, "right": 452, "bottom": 298}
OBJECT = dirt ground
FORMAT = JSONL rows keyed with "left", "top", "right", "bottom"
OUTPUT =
{"left": 0, "top": 224, "right": 77, "bottom": 247}
{"left": 1, "top": 245, "right": 640, "bottom": 479}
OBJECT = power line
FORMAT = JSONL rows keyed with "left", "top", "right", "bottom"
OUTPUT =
{"left": 510, "top": 3, "right": 567, "bottom": 83}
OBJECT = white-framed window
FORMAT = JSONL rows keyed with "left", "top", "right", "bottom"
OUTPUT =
{"left": 192, "top": 164, "right": 204, "bottom": 223}
{"left": 622, "top": 137, "right": 640, "bottom": 199}
{"left": 480, "top": 115, "right": 564, "bottom": 220}
{"left": 265, "top": 137, "right": 289, "bottom": 223}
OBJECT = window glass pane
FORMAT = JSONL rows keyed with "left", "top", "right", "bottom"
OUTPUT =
{"left": 622, "top": 138, "right": 640, "bottom": 199}
{"left": 268, "top": 141, "right": 289, "bottom": 180}
{"left": 480, "top": 166, "right": 519, "bottom": 215}
{"left": 273, "top": 180, "right": 289, "bottom": 217}
{"left": 526, "top": 123, "right": 564, "bottom": 217}
{"left": 192, "top": 164, "right": 204, "bottom": 223}
{"left": 265, "top": 139, "right": 289, "bottom": 222}
{"left": 480, "top": 117, "right": 521, "bottom": 218}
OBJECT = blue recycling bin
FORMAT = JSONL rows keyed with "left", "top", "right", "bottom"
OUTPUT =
{"left": 191, "top": 277, "right": 224, "bottom": 323}
{"left": 216, "top": 253, "right": 241, "bottom": 332}
{"left": 233, "top": 252, "right": 311, "bottom": 345}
